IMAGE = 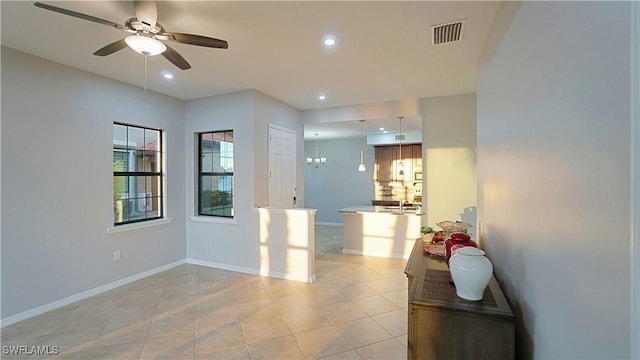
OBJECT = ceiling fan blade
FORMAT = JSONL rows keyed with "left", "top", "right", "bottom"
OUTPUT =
{"left": 93, "top": 39, "right": 128, "bottom": 56}
{"left": 134, "top": 0, "right": 157, "bottom": 28}
{"left": 34, "top": 2, "right": 126, "bottom": 31}
{"left": 165, "top": 33, "right": 229, "bottom": 49}
{"left": 162, "top": 45, "right": 191, "bottom": 70}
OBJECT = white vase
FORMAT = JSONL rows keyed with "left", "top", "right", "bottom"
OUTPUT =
{"left": 449, "top": 246, "right": 493, "bottom": 301}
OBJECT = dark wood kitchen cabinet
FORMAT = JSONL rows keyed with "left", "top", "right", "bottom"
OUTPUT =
{"left": 374, "top": 145, "right": 393, "bottom": 182}
{"left": 412, "top": 144, "right": 423, "bottom": 179}
{"left": 374, "top": 144, "right": 421, "bottom": 183}
{"left": 404, "top": 240, "right": 514, "bottom": 360}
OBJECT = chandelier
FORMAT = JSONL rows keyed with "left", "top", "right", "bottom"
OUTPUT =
{"left": 307, "top": 133, "right": 327, "bottom": 169}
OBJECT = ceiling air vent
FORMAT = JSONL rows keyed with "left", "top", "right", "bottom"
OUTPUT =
{"left": 431, "top": 19, "right": 466, "bottom": 45}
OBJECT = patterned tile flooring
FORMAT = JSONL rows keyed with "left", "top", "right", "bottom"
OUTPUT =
{"left": 1, "top": 225, "right": 408, "bottom": 359}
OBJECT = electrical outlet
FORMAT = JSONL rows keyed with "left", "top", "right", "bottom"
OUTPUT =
{"left": 113, "top": 250, "right": 121, "bottom": 261}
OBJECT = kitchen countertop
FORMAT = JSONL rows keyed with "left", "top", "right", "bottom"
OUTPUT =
{"left": 339, "top": 205, "right": 422, "bottom": 215}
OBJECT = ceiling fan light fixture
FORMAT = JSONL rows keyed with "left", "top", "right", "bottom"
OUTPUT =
{"left": 125, "top": 35, "right": 166, "bottom": 56}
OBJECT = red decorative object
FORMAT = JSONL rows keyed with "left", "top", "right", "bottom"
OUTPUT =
{"left": 444, "top": 233, "right": 477, "bottom": 263}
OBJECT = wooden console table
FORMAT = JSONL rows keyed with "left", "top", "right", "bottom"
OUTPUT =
{"left": 404, "top": 239, "right": 515, "bottom": 359}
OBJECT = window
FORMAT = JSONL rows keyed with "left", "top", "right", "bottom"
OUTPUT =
{"left": 198, "top": 130, "right": 234, "bottom": 217}
{"left": 113, "top": 123, "right": 163, "bottom": 225}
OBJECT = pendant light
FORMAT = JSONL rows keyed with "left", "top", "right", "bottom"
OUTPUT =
{"left": 358, "top": 120, "right": 366, "bottom": 172}
{"left": 397, "top": 116, "right": 405, "bottom": 175}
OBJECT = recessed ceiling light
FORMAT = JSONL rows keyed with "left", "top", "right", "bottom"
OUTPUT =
{"left": 161, "top": 71, "right": 174, "bottom": 80}
{"left": 383, "top": 130, "right": 388, "bottom": 134}
{"left": 323, "top": 35, "right": 336, "bottom": 47}
{"left": 379, "top": 127, "right": 385, "bottom": 131}
{"left": 318, "top": 94, "right": 326, "bottom": 101}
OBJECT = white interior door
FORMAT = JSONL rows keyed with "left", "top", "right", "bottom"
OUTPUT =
{"left": 268, "top": 125, "right": 296, "bottom": 208}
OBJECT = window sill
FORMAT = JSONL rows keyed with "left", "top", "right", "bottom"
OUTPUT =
{"left": 106, "top": 218, "right": 174, "bottom": 234}
{"left": 189, "top": 216, "right": 238, "bottom": 225}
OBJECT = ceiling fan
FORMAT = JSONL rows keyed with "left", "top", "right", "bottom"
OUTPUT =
{"left": 33, "top": 1, "right": 228, "bottom": 70}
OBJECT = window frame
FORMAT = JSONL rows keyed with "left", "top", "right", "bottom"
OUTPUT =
{"left": 198, "top": 130, "right": 234, "bottom": 218}
{"left": 113, "top": 122, "right": 164, "bottom": 226}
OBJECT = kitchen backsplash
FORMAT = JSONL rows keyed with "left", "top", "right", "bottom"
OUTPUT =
{"left": 375, "top": 181, "right": 422, "bottom": 203}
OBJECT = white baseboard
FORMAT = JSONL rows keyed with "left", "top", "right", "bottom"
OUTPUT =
{"left": 0, "top": 259, "right": 186, "bottom": 328}
{"left": 186, "top": 258, "right": 315, "bottom": 283}
{"left": 315, "top": 222, "right": 343, "bottom": 227}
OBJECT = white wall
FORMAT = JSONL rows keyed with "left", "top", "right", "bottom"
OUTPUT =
{"left": 1, "top": 48, "right": 186, "bottom": 319}
{"left": 421, "top": 94, "right": 477, "bottom": 236}
{"left": 477, "top": 2, "right": 631, "bottom": 358}
{"left": 185, "top": 90, "right": 304, "bottom": 274}
{"left": 304, "top": 138, "right": 375, "bottom": 224}
{"left": 185, "top": 91, "right": 258, "bottom": 269}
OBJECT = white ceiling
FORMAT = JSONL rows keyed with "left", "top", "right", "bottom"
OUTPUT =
{"left": 1, "top": 1, "right": 500, "bottom": 138}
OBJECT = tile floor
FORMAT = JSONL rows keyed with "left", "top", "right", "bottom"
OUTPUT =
{"left": 1, "top": 225, "right": 408, "bottom": 359}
